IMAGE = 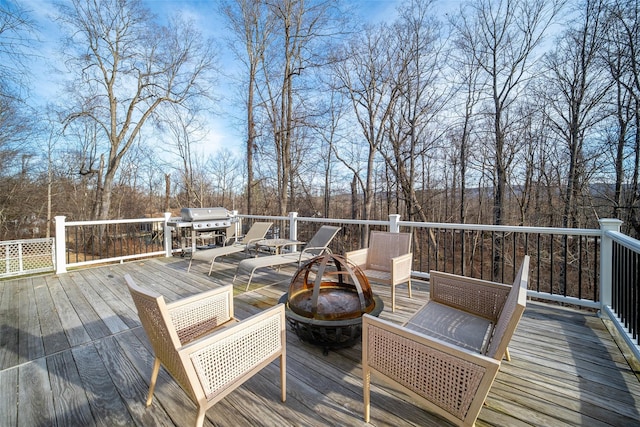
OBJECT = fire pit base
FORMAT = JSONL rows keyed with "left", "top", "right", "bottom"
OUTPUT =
{"left": 278, "top": 293, "right": 384, "bottom": 355}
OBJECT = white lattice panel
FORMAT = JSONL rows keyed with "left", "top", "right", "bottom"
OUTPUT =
{"left": 0, "top": 238, "right": 55, "bottom": 278}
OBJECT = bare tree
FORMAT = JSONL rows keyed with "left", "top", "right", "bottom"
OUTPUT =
{"left": 448, "top": 11, "right": 485, "bottom": 225}
{"left": 453, "top": 0, "right": 562, "bottom": 227}
{"left": 255, "top": 0, "right": 339, "bottom": 215}
{"left": 604, "top": 0, "right": 640, "bottom": 235}
{"left": 0, "top": 1, "right": 37, "bottom": 174}
{"left": 543, "top": 0, "right": 612, "bottom": 228}
{"left": 382, "top": 0, "right": 450, "bottom": 224}
{"left": 57, "top": 0, "right": 216, "bottom": 220}
{"left": 0, "top": 0, "right": 36, "bottom": 97}
{"left": 332, "top": 24, "right": 399, "bottom": 222}
{"left": 159, "top": 104, "right": 207, "bottom": 208}
{"left": 221, "top": 0, "right": 275, "bottom": 215}
{"left": 206, "top": 148, "right": 244, "bottom": 210}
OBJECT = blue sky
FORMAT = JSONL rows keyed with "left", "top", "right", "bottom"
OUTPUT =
{"left": 18, "top": 0, "right": 454, "bottom": 158}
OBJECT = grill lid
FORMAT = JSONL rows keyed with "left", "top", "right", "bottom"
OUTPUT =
{"left": 180, "top": 207, "right": 229, "bottom": 222}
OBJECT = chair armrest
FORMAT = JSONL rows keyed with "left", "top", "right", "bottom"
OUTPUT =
{"left": 345, "top": 248, "right": 369, "bottom": 267}
{"left": 245, "top": 237, "right": 266, "bottom": 256}
{"left": 362, "top": 314, "right": 500, "bottom": 425}
{"left": 167, "top": 285, "right": 235, "bottom": 344}
{"left": 390, "top": 252, "right": 412, "bottom": 283}
{"left": 429, "top": 271, "right": 512, "bottom": 322}
{"left": 299, "top": 245, "right": 331, "bottom": 258}
{"left": 179, "top": 304, "right": 286, "bottom": 401}
{"left": 277, "top": 240, "right": 305, "bottom": 251}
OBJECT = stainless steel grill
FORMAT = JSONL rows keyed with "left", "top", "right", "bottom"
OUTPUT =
{"left": 169, "top": 207, "right": 233, "bottom": 231}
{"left": 168, "top": 207, "right": 236, "bottom": 254}
{"left": 178, "top": 207, "right": 232, "bottom": 230}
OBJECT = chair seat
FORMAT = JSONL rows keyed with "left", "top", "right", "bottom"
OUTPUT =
{"left": 404, "top": 301, "right": 493, "bottom": 354}
{"left": 362, "top": 269, "right": 392, "bottom": 283}
{"left": 176, "top": 318, "right": 239, "bottom": 345}
{"left": 238, "top": 252, "right": 304, "bottom": 270}
{"left": 190, "top": 244, "right": 245, "bottom": 261}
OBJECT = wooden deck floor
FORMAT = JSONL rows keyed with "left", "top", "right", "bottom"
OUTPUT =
{"left": 1, "top": 254, "right": 639, "bottom": 426}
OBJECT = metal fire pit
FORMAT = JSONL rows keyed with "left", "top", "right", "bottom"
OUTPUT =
{"left": 278, "top": 254, "right": 383, "bottom": 354}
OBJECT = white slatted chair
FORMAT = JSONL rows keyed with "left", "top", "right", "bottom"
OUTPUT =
{"left": 362, "top": 256, "right": 530, "bottom": 426}
{"left": 345, "top": 231, "right": 413, "bottom": 312}
{"left": 125, "top": 275, "right": 286, "bottom": 427}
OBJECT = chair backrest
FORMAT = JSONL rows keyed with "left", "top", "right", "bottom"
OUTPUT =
{"left": 305, "top": 225, "right": 341, "bottom": 252}
{"left": 222, "top": 222, "right": 238, "bottom": 243}
{"left": 485, "top": 255, "right": 530, "bottom": 359}
{"left": 366, "top": 231, "right": 412, "bottom": 272}
{"left": 239, "top": 222, "right": 273, "bottom": 244}
{"left": 124, "top": 275, "right": 194, "bottom": 397}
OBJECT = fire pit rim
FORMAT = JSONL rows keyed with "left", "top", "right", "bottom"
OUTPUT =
{"left": 278, "top": 292, "right": 384, "bottom": 326}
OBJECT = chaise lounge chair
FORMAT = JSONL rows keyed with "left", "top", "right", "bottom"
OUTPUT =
{"left": 187, "top": 222, "right": 273, "bottom": 274}
{"left": 233, "top": 225, "right": 341, "bottom": 291}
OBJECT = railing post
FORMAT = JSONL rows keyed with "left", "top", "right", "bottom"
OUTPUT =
{"left": 389, "top": 214, "right": 401, "bottom": 233}
{"left": 599, "top": 218, "right": 623, "bottom": 310}
{"left": 164, "top": 212, "right": 172, "bottom": 257}
{"left": 289, "top": 212, "right": 298, "bottom": 242}
{"left": 231, "top": 210, "right": 239, "bottom": 243}
{"left": 54, "top": 215, "right": 67, "bottom": 274}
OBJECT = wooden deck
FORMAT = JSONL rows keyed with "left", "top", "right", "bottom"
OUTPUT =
{"left": 1, "top": 254, "right": 639, "bottom": 426}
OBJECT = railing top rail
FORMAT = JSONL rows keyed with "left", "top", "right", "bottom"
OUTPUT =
{"left": 0, "top": 237, "right": 54, "bottom": 245}
{"left": 240, "top": 214, "right": 603, "bottom": 236}
{"left": 606, "top": 230, "right": 640, "bottom": 253}
{"left": 238, "top": 214, "right": 288, "bottom": 221}
{"left": 238, "top": 215, "right": 389, "bottom": 227}
{"left": 398, "top": 221, "right": 601, "bottom": 236}
{"left": 63, "top": 217, "right": 166, "bottom": 227}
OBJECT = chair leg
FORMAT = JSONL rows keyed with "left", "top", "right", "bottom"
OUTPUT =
{"left": 195, "top": 407, "right": 206, "bottom": 427}
{"left": 505, "top": 347, "right": 511, "bottom": 362}
{"left": 280, "top": 354, "right": 287, "bottom": 402}
{"left": 363, "top": 367, "right": 371, "bottom": 422}
{"left": 407, "top": 279, "right": 412, "bottom": 299}
{"left": 391, "top": 286, "right": 396, "bottom": 312}
{"left": 146, "top": 358, "right": 161, "bottom": 406}
{"left": 187, "top": 258, "right": 193, "bottom": 272}
{"left": 208, "top": 259, "right": 215, "bottom": 276}
{"left": 245, "top": 269, "right": 257, "bottom": 291}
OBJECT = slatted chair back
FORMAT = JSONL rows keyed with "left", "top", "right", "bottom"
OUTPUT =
{"left": 366, "top": 231, "right": 412, "bottom": 272}
{"left": 304, "top": 225, "right": 341, "bottom": 254}
{"left": 239, "top": 221, "right": 273, "bottom": 244}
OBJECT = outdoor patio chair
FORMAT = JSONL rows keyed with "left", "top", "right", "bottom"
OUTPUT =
{"left": 125, "top": 275, "right": 286, "bottom": 427}
{"left": 233, "top": 225, "right": 341, "bottom": 291}
{"left": 345, "top": 231, "right": 413, "bottom": 312}
{"left": 362, "top": 256, "right": 530, "bottom": 427}
{"left": 187, "top": 221, "right": 273, "bottom": 274}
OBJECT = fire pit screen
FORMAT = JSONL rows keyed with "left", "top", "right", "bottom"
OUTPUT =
{"left": 278, "top": 253, "right": 384, "bottom": 354}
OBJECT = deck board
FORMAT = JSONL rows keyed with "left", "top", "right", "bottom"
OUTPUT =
{"left": 0, "top": 254, "right": 639, "bottom": 426}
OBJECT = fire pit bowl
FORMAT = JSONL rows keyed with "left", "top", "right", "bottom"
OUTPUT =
{"left": 278, "top": 253, "right": 383, "bottom": 354}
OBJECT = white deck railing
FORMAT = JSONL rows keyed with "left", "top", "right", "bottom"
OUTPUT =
{"left": 6, "top": 212, "right": 633, "bottom": 360}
